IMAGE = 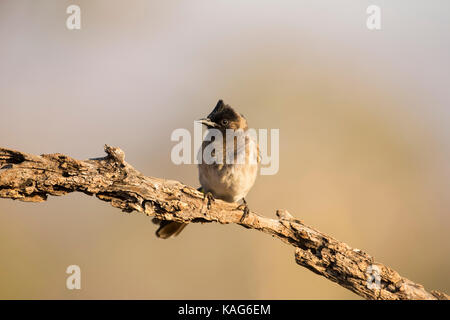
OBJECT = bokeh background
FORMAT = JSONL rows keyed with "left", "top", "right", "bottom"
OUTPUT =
{"left": 0, "top": 0, "right": 449, "bottom": 299}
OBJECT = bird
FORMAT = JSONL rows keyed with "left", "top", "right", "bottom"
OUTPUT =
{"left": 155, "top": 100, "right": 259, "bottom": 239}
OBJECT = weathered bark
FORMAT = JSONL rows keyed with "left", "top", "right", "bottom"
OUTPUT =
{"left": 0, "top": 146, "right": 448, "bottom": 300}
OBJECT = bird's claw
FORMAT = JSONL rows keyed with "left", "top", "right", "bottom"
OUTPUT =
{"left": 198, "top": 187, "right": 215, "bottom": 210}
{"left": 205, "top": 192, "right": 215, "bottom": 209}
{"left": 238, "top": 198, "right": 250, "bottom": 222}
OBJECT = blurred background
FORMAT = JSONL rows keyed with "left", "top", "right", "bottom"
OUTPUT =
{"left": 0, "top": 0, "right": 449, "bottom": 299}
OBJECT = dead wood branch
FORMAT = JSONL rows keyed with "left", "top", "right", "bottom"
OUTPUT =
{"left": 0, "top": 146, "right": 447, "bottom": 300}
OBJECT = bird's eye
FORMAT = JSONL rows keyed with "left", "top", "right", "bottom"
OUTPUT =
{"left": 221, "top": 119, "right": 229, "bottom": 126}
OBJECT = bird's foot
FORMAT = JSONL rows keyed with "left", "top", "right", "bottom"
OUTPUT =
{"left": 198, "top": 187, "right": 215, "bottom": 210}
{"left": 205, "top": 192, "right": 215, "bottom": 209}
{"left": 237, "top": 198, "right": 250, "bottom": 222}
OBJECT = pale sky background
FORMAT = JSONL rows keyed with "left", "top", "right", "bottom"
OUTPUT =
{"left": 0, "top": 0, "right": 449, "bottom": 299}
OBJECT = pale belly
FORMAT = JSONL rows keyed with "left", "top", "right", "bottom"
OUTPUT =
{"left": 198, "top": 129, "right": 259, "bottom": 202}
{"left": 198, "top": 162, "right": 258, "bottom": 203}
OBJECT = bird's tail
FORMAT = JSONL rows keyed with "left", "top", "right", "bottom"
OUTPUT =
{"left": 152, "top": 187, "right": 204, "bottom": 239}
{"left": 154, "top": 220, "right": 187, "bottom": 239}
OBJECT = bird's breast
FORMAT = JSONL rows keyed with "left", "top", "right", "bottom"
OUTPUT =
{"left": 198, "top": 133, "right": 258, "bottom": 202}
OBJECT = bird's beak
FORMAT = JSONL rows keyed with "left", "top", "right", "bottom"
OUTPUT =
{"left": 197, "top": 118, "right": 217, "bottom": 128}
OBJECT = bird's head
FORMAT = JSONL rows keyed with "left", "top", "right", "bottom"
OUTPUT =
{"left": 198, "top": 100, "right": 248, "bottom": 131}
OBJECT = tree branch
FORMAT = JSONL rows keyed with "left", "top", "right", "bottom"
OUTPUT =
{"left": 0, "top": 146, "right": 447, "bottom": 300}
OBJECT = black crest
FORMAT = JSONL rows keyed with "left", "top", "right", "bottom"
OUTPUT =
{"left": 208, "top": 100, "right": 238, "bottom": 120}
{"left": 209, "top": 100, "right": 225, "bottom": 116}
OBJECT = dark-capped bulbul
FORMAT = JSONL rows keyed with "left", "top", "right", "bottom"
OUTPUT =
{"left": 156, "top": 100, "right": 259, "bottom": 238}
